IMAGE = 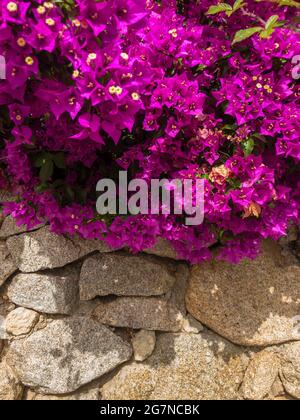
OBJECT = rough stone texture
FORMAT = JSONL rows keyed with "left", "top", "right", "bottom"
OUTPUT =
{"left": 0, "top": 241, "right": 17, "bottom": 287}
{"left": 5, "top": 307, "right": 39, "bottom": 336}
{"left": 0, "top": 320, "right": 7, "bottom": 340}
{"left": 94, "top": 297, "right": 183, "bottom": 332}
{"left": 80, "top": 253, "right": 176, "bottom": 300}
{"left": 182, "top": 314, "right": 204, "bottom": 334}
{"left": 0, "top": 216, "right": 44, "bottom": 239}
{"left": 0, "top": 216, "right": 28, "bottom": 238}
{"left": 100, "top": 332, "right": 250, "bottom": 400}
{"left": 241, "top": 350, "right": 280, "bottom": 400}
{"left": 269, "top": 376, "right": 286, "bottom": 400}
{"left": 76, "top": 300, "right": 101, "bottom": 316}
{"left": 25, "top": 384, "right": 100, "bottom": 400}
{"left": 186, "top": 240, "right": 300, "bottom": 346}
{"left": 6, "top": 226, "right": 111, "bottom": 273}
{"left": 0, "top": 298, "right": 15, "bottom": 318}
{"left": 7, "top": 267, "right": 79, "bottom": 315}
{"left": 273, "top": 395, "right": 296, "bottom": 400}
{"left": 277, "top": 342, "right": 300, "bottom": 399}
{"left": 296, "top": 239, "right": 300, "bottom": 259}
{"left": 0, "top": 362, "right": 23, "bottom": 400}
{"left": 1, "top": 214, "right": 299, "bottom": 401}
{"left": 6, "top": 316, "right": 132, "bottom": 394}
{"left": 132, "top": 330, "right": 156, "bottom": 362}
{"left": 145, "top": 238, "right": 179, "bottom": 260}
{"left": 93, "top": 265, "right": 188, "bottom": 332}
{"left": 0, "top": 299, "right": 15, "bottom": 339}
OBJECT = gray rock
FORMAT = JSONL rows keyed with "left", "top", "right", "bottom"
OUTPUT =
{"left": 296, "top": 239, "right": 300, "bottom": 259}
{"left": 0, "top": 216, "right": 44, "bottom": 239}
{"left": 80, "top": 253, "right": 176, "bottom": 300}
{"left": 0, "top": 298, "right": 15, "bottom": 317}
{"left": 0, "top": 242, "right": 17, "bottom": 287}
{"left": 0, "top": 362, "right": 23, "bottom": 400}
{"left": 182, "top": 314, "right": 204, "bottom": 334}
{"left": 93, "top": 264, "right": 188, "bottom": 332}
{"left": 93, "top": 297, "right": 183, "bottom": 332}
{"left": 0, "top": 300, "right": 15, "bottom": 339}
{"left": 186, "top": 240, "right": 300, "bottom": 346}
{"left": 75, "top": 300, "right": 101, "bottom": 317}
{"left": 132, "top": 330, "right": 156, "bottom": 362}
{"left": 100, "top": 332, "right": 250, "bottom": 400}
{"left": 241, "top": 350, "right": 280, "bottom": 400}
{"left": 25, "top": 384, "right": 100, "bottom": 400}
{"left": 269, "top": 376, "right": 286, "bottom": 400}
{"left": 6, "top": 316, "right": 132, "bottom": 394}
{"left": 273, "top": 394, "right": 296, "bottom": 400}
{"left": 6, "top": 226, "right": 111, "bottom": 272}
{"left": 7, "top": 267, "right": 79, "bottom": 315}
{"left": 277, "top": 341, "right": 300, "bottom": 399}
{"left": 144, "top": 238, "right": 179, "bottom": 260}
{"left": 0, "top": 319, "right": 8, "bottom": 340}
{"left": 5, "top": 307, "right": 39, "bottom": 336}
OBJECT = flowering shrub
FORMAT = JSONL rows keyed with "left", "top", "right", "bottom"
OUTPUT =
{"left": 0, "top": 0, "right": 299, "bottom": 264}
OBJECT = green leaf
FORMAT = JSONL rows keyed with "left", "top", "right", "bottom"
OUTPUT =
{"left": 99, "top": 71, "right": 111, "bottom": 86}
{"left": 265, "top": 14, "right": 279, "bottom": 30}
{"left": 52, "top": 179, "right": 65, "bottom": 188}
{"left": 255, "top": 0, "right": 300, "bottom": 8}
{"left": 53, "top": 152, "right": 66, "bottom": 169}
{"left": 227, "top": 177, "right": 242, "bottom": 189}
{"left": 35, "top": 183, "right": 49, "bottom": 193}
{"left": 207, "top": 0, "right": 245, "bottom": 17}
{"left": 65, "top": 186, "right": 75, "bottom": 201}
{"left": 282, "top": 0, "right": 300, "bottom": 7}
{"left": 39, "top": 160, "right": 54, "bottom": 183}
{"left": 260, "top": 14, "right": 282, "bottom": 38}
{"left": 34, "top": 152, "right": 51, "bottom": 168}
{"left": 76, "top": 188, "right": 88, "bottom": 204}
{"left": 260, "top": 28, "right": 274, "bottom": 38}
{"left": 232, "top": 27, "right": 262, "bottom": 45}
{"left": 222, "top": 124, "right": 237, "bottom": 131}
{"left": 242, "top": 138, "right": 255, "bottom": 157}
{"left": 277, "top": 0, "right": 300, "bottom": 7}
{"left": 207, "top": 3, "right": 232, "bottom": 15}
{"left": 252, "top": 133, "right": 266, "bottom": 141}
{"left": 195, "top": 64, "right": 207, "bottom": 72}
{"left": 233, "top": 0, "right": 247, "bottom": 11}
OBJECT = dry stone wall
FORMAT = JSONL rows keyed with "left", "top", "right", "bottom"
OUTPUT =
{"left": 0, "top": 216, "right": 300, "bottom": 400}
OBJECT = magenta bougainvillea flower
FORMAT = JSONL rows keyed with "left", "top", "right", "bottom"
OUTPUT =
{"left": 0, "top": 0, "right": 300, "bottom": 264}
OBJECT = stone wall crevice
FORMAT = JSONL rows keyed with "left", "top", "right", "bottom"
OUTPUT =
{"left": 0, "top": 217, "right": 299, "bottom": 400}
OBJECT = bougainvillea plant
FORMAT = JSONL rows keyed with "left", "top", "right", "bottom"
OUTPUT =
{"left": 0, "top": 0, "right": 299, "bottom": 264}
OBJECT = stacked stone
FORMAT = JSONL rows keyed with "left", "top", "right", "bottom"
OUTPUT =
{"left": 0, "top": 218, "right": 299, "bottom": 400}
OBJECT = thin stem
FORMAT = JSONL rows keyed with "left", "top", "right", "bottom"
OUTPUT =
{"left": 241, "top": 7, "right": 266, "bottom": 26}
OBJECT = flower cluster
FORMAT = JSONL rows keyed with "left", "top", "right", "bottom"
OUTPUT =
{"left": 0, "top": 0, "right": 299, "bottom": 264}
